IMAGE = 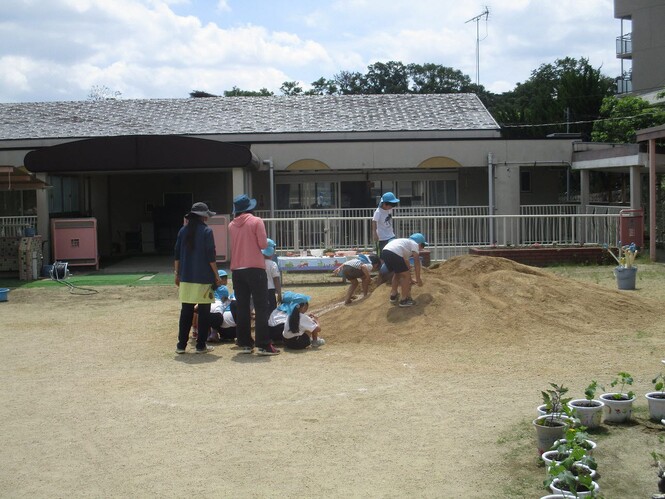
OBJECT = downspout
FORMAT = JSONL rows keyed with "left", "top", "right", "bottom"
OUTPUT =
{"left": 261, "top": 158, "right": 275, "bottom": 218}
{"left": 488, "top": 152, "right": 494, "bottom": 245}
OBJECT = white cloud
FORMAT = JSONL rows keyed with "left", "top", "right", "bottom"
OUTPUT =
{"left": 0, "top": 0, "right": 620, "bottom": 101}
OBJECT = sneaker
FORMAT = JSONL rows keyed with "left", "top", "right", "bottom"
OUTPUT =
{"left": 256, "top": 344, "right": 281, "bottom": 356}
{"left": 175, "top": 347, "right": 186, "bottom": 354}
{"left": 311, "top": 338, "right": 326, "bottom": 347}
{"left": 195, "top": 345, "right": 214, "bottom": 354}
{"left": 238, "top": 346, "right": 254, "bottom": 354}
{"left": 389, "top": 294, "right": 399, "bottom": 303}
{"left": 398, "top": 298, "right": 416, "bottom": 307}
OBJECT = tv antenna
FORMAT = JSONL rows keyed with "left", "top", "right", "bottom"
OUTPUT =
{"left": 465, "top": 6, "right": 490, "bottom": 86}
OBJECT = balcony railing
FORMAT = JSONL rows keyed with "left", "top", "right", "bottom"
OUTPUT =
{"left": 616, "top": 77, "right": 632, "bottom": 94}
{"left": 616, "top": 34, "right": 632, "bottom": 57}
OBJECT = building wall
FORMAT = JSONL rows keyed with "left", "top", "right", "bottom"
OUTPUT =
{"left": 615, "top": 0, "right": 665, "bottom": 94}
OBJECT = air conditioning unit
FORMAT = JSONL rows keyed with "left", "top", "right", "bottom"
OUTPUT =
{"left": 51, "top": 218, "right": 99, "bottom": 269}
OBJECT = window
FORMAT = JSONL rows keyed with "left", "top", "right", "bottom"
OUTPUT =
{"left": 276, "top": 182, "right": 338, "bottom": 210}
{"left": 428, "top": 180, "right": 457, "bottom": 206}
{"left": 520, "top": 171, "right": 532, "bottom": 193}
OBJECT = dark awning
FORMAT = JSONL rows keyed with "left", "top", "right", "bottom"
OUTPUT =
{"left": 24, "top": 135, "right": 255, "bottom": 173}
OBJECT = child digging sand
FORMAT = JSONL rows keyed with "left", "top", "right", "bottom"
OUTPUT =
{"left": 334, "top": 254, "right": 380, "bottom": 304}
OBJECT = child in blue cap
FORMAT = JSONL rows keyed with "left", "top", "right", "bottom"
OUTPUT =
{"left": 380, "top": 233, "right": 427, "bottom": 307}
{"left": 262, "top": 238, "right": 282, "bottom": 313}
{"left": 334, "top": 253, "right": 381, "bottom": 304}
{"left": 372, "top": 192, "right": 400, "bottom": 253}
{"left": 208, "top": 285, "right": 238, "bottom": 342}
{"left": 276, "top": 291, "right": 325, "bottom": 349}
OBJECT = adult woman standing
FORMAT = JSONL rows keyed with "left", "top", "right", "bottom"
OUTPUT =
{"left": 228, "top": 194, "right": 280, "bottom": 356}
{"left": 174, "top": 202, "right": 223, "bottom": 354}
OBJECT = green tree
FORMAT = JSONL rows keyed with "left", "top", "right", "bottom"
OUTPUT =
{"left": 591, "top": 95, "right": 665, "bottom": 143}
{"left": 491, "top": 57, "right": 614, "bottom": 139}
{"left": 332, "top": 70, "right": 367, "bottom": 95}
{"left": 407, "top": 63, "right": 474, "bottom": 94}
{"left": 280, "top": 81, "right": 303, "bottom": 95}
{"left": 223, "top": 86, "right": 274, "bottom": 97}
{"left": 364, "top": 61, "right": 410, "bottom": 94}
{"left": 189, "top": 90, "right": 218, "bottom": 98}
{"left": 307, "top": 77, "right": 338, "bottom": 95}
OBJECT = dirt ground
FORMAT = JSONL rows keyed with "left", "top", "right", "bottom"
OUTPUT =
{"left": 2, "top": 255, "right": 665, "bottom": 497}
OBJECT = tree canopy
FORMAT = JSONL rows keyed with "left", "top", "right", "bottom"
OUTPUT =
{"left": 591, "top": 94, "right": 665, "bottom": 143}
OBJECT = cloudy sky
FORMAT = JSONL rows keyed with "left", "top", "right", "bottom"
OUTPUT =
{"left": 0, "top": 0, "right": 623, "bottom": 103}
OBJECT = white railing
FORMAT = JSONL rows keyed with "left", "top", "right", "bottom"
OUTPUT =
{"left": 0, "top": 216, "right": 38, "bottom": 237}
{"left": 255, "top": 206, "right": 488, "bottom": 220}
{"left": 521, "top": 205, "right": 579, "bottom": 215}
{"left": 264, "top": 213, "right": 621, "bottom": 261}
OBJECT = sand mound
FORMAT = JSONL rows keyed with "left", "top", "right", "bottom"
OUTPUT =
{"left": 319, "top": 254, "right": 660, "bottom": 345}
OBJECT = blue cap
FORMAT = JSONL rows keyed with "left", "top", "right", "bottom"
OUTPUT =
{"left": 381, "top": 192, "right": 400, "bottom": 204}
{"left": 409, "top": 233, "right": 428, "bottom": 246}
{"left": 262, "top": 238, "right": 276, "bottom": 257}
{"left": 214, "top": 285, "right": 230, "bottom": 301}
{"left": 277, "top": 291, "right": 310, "bottom": 315}
{"left": 217, "top": 269, "right": 228, "bottom": 278}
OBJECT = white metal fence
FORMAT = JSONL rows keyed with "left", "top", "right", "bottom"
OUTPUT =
{"left": 262, "top": 212, "right": 620, "bottom": 261}
{"left": 0, "top": 216, "right": 37, "bottom": 237}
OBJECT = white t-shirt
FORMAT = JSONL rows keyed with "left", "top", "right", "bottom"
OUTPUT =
{"left": 383, "top": 238, "right": 419, "bottom": 259}
{"left": 221, "top": 310, "right": 236, "bottom": 328}
{"left": 283, "top": 312, "right": 318, "bottom": 339}
{"left": 265, "top": 259, "right": 280, "bottom": 290}
{"left": 343, "top": 258, "right": 373, "bottom": 273}
{"left": 372, "top": 206, "right": 395, "bottom": 240}
{"left": 211, "top": 298, "right": 236, "bottom": 327}
{"left": 268, "top": 309, "right": 288, "bottom": 327}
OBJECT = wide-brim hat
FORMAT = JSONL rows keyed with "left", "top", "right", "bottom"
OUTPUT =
{"left": 233, "top": 194, "right": 257, "bottom": 214}
{"left": 189, "top": 202, "right": 216, "bottom": 218}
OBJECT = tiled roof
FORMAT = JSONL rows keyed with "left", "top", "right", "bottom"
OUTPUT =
{"left": 0, "top": 93, "right": 499, "bottom": 141}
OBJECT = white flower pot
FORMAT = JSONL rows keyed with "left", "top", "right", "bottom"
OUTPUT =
{"left": 554, "top": 438, "right": 597, "bottom": 456}
{"left": 567, "top": 399, "right": 604, "bottom": 429}
{"left": 550, "top": 478, "right": 600, "bottom": 497}
{"left": 533, "top": 415, "right": 568, "bottom": 456}
{"left": 599, "top": 393, "right": 635, "bottom": 423}
{"left": 541, "top": 449, "right": 570, "bottom": 468}
{"left": 645, "top": 392, "right": 665, "bottom": 421}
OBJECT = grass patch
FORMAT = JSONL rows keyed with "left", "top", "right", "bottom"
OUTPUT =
{"left": 0, "top": 272, "right": 173, "bottom": 289}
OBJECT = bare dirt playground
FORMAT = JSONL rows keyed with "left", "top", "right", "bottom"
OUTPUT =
{"left": 2, "top": 254, "right": 665, "bottom": 497}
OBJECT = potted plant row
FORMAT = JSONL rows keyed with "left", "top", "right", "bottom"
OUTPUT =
{"left": 543, "top": 426, "right": 600, "bottom": 498}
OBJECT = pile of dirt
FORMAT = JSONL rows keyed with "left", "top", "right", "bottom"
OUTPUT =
{"left": 319, "top": 255, "right": 661, "bottom": 345}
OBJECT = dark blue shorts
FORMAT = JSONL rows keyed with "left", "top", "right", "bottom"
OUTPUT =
{"left": 380, "top": 249, "right": 409, "bottom": 273}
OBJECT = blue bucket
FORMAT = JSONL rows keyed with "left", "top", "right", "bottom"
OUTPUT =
{"left": 0, "top": 288, "right": 9, "bottom": 302}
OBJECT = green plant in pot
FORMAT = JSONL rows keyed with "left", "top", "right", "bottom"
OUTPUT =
{"left": 645, "top": 372, "right": 665, "bottom": 421}
{"left": 568, "top": 380, "right": 605, "bottom": 430}
{"left": 534, "top": 383, "right": 573, "bottom": 455}
{"left": 551, "top": 427, "right": 597, "bottom": 457}
{"left": 600, "top": 371, "right": 636, "bottom": 424}
{"left": 545, "top": 461, "right": 599, "bottom": 497}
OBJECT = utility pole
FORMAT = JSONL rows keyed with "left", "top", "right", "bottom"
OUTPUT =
{"left": 465, "top": 7, "right": 490, "bottom": 86}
